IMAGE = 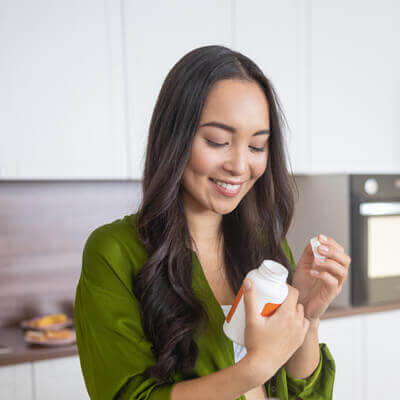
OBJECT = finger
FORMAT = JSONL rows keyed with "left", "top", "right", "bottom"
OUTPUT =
{"left": 310, "top": 270, "right": 340, "bottom": 295}
{"left": 279, "top": 285, "right": 299, "bottom": 312}
{"left": 318, "top": 234, "right": 344, "bottom": 253}
{"left": 305, "top": 241, "right": 314, "bottom": 255}
{"left": 296, "top": 302, "right": 304, "bottom": 319}
{"left": 242, "top": 278, "right": 259, "bottom": 325}
{"left": 313, "top": 258, "right": 348, "bottom": 285}
{"left": 303, "top": 317, "right": 310, "bottom": 333}
{"left": 317, "top": 245, "right": 351, "bottom": 267}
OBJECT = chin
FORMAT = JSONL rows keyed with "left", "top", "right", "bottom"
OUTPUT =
{"left": 213, "top": 202, "right": 241, "bottom": 215}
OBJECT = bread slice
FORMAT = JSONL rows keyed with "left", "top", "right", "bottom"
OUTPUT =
{"left": 45, "top": 329, "right": 71, "bottom": 340}
{"left": 25, "top": 330, "right": 47, "bottom": 342}
{"left": 30, "top": 313, "right": 67, "bottom": 327}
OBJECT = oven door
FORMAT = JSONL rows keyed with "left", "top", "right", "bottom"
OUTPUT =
{"left": 351, "top": 201, "right": 400, "bottom": 305}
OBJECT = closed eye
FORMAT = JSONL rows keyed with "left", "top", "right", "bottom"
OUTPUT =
{"left": 206, "top": 139, "right": 266, "bottom": 153}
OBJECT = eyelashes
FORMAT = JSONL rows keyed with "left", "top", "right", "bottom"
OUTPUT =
{"left": 205, "top": 139, "right": 266, "bottom": 153}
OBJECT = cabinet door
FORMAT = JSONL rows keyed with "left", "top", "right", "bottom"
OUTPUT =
{"left": 0, "top": 0, "right": 127, "bottom": 179}
{"left": 123, "top": 0, "right": 232, "bottom": 179}
{"left": 319, "top": 316, "right": 364, "bottom": 400}
{"left": 33, "top": 356, "right": 89, "bottom": 400}
{"left": 310, "top": 0, "right": 400, "bottom": 173}
{"left": 235, "top": 0, "right": 308, "bottom": 173}
{"left": 0, "top": 363, "right": 33, "bottom": 400}
{"left": 365, "top": 309, "right": 400, "bottom": 399}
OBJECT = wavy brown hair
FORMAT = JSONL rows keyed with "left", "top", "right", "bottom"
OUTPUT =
{"left": 133, "top": 45, "right": 297, "bottom": 384}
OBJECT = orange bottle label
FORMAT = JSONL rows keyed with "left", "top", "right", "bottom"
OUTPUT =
{"left": 226, "top": 283, "right": 282, "bottom": 322}
{"left": 261, "top": 302, "right": 281, "bottom": 316}
{"left": 226, "top": 283, "right": 244, "bottom": 323}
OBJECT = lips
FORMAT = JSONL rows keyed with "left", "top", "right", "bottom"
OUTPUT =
{"left": 209, "top": 178, "right": 244, "bottom": 197}
{"left": 209, "top": 178, "right": 243, "bottom": 185}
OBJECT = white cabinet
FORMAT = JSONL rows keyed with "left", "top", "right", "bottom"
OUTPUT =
{"left": 364, "top": 309, "right": 400, "bottom": 399}
{"left": 234, "top": 0, "right": 308, "bottom": 173}
{"left": 0, "top": 356, "right": 88, "bottom": 400}
{"left": 309, "top": 0, "right": 400, "bottom": 173}
{"left": 122, "top": 0, "right": 233, "bottom": 179}
{"left": 0, "top": 363, "right": 33, "bottom": 400}
{"left": 319, "top": 315, "right": 364, "bottom": 399}
{"left": 2, "top": 1, "right": 399, "bottom": 179}
{"left": 0, "top": 0, "right": 128, "bottom": 179}
{"left": 33, "top": 356, "right": 89, "bottom": 400}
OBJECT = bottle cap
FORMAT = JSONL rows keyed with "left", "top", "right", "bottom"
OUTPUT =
{"left": 258, "top": 260, "right": 288, "bottom": 283}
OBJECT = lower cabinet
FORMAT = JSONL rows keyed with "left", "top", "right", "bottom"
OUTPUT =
{"left": 319, "top": 309, "right": 399, "bottom": 400}
{"left": 0, "top": 356, "right": 88, "bottom": 400}
{"left": 33, "top": 356, "right": 89, "bottom": 400}
{"left": 319, "top": 315, "right": 364, "bottom": 399}
{"left": 364, "top": 309, "right": 400, "bottom": 400}
{"left": 0, "top": 362, "right": 33, "bottom": 400}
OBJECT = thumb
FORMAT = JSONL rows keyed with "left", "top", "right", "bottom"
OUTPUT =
{"left": 243, "top": 278, "right": 258, "bottom": 325}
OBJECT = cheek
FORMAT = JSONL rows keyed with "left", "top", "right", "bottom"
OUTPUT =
{"left": 251, "top": 154, "right": 268, "bottom": 178}
{"left": 186, "top": 141, "right": 220, "bottom": 176}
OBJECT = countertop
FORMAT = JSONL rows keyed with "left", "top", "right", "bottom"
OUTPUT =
{"left": 1, "top": 301, "right": 400, "bottom": 367}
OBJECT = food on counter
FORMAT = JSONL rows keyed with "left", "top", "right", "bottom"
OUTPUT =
{"left": 25, "top": 330, "right": 47, "bottom": 342}
{"left": 29, "top": 313, "right": 68, "bottom": 328}
{"left": 45, "top": 329, "right": 72, "bottom": 340}
{"left": 25, "top": 328, "right": 73, "bottom": 343}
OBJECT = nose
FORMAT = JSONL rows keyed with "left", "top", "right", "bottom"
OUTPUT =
{"left": 222, "top": 146, "right": 247, "bottom": 176}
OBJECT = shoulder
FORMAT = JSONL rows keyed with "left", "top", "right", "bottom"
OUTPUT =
{"left": 82, "top": 213, "right": 148, "bottom": 282}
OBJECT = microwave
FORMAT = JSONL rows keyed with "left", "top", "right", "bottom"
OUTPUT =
{"left": 286, "top": 174, "right": 400, "bottom": 308}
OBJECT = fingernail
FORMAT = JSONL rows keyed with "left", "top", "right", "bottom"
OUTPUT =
{"left": 319, "top": 245, "right": 329, "bottom": 253}
{"left": 244, "top": 279, "right": 252, "bottom": 290}
{"left": 310, "top": 270, "right": 320, "bottom": 276}
{"left": 320, "top": 234, "right": 328, "bottom": 243}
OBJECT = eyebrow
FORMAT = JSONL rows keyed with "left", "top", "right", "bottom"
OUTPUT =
{"left": 199, "top": 121, "right": 270, "bottom": 136}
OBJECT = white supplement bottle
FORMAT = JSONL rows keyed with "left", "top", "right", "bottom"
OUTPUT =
{"left": 223, "top": 259, "right": 289, "bottom": 346}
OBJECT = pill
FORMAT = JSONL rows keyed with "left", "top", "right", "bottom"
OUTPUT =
{"left": 310, "top": 237, "right": 326, "bottom": 260}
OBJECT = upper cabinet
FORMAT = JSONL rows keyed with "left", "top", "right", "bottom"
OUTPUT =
{"left": 122, "top": 0, "right": 232, "bottom": 179}
{"left": 0, "top": 0, "right": 128, "bottom": 179}
{"left": 234, "top": 0, "right": 308, "bottom": 173}
{"left": 309, "top": 0, "right": 400, "bottom": 173}
{"left": 2, "top": 1, "right": 399, "bottom": 179}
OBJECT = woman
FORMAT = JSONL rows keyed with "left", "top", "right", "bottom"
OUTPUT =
{"left": 74, "top": 45, "right": 350, "bottom": 399}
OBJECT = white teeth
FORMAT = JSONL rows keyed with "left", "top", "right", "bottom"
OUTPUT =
{"left": 213, "top": 179, "right": 241, "bottom": 192}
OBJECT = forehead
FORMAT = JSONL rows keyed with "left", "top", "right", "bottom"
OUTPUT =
{"left": 199, "top": 79, "right": 270, "bottom": 129}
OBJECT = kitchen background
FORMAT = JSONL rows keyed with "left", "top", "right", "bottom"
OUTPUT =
{"left": 0, "top": 0, "right": 399, "bottom": 399}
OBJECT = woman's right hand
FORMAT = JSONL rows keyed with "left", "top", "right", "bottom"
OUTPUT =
{"left": 242, "top": 279, "right": 310, "bottom": 384}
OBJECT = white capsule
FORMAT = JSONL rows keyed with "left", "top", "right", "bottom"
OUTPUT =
{"left": 310, "top": 237, "right": 326, "bottom": 260}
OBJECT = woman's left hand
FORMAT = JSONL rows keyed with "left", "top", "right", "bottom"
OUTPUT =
{"left": 292, "top": 234, "right": 351, "bottom": 322}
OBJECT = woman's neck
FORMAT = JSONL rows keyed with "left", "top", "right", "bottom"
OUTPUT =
{"left": 184, "top": 208, "right": 223, "bottom": 252}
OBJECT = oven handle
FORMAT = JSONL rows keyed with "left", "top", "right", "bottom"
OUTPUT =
{"left": 360, "top": 202, "right": 400, "bottom": 216}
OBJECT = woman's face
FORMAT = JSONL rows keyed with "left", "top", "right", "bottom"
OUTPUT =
{"left": 181, "top": 78, "right": 270, "bottom": 216}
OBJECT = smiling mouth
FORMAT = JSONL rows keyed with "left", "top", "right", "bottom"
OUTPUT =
{"left": 209, "top": 177, "right": 244, "bottom": 186}
{"left": 209, "top": 178, "right": 244, "bottom": 194}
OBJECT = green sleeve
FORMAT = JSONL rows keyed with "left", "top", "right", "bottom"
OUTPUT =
{"left": 74, "top": 226, "right": 178, "bottom": 400}
{"left": 265, "top": 238, "right": 336, "bottom": 400}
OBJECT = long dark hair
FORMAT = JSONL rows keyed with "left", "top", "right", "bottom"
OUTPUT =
{"left": 134, "top": 45, "right": 297, "bottom": 384}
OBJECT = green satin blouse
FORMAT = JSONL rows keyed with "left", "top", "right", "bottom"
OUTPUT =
{"left": 74, "top": 213, "right": 335, "bottom": 399}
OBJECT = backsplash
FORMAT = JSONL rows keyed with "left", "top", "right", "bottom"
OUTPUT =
{"left": 0, "top": 180, "right": 142, "bottom": 327}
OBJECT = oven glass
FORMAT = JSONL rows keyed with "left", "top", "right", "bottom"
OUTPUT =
{"left": 368, "top": 215, "right": 400, "bottom": 278}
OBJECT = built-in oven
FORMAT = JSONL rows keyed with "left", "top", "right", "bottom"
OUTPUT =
{"left": 351, "top": 175, "right": 400, "bottom": 305}
{"left": 287, "top": 174, "right": 400, "bottom": 308}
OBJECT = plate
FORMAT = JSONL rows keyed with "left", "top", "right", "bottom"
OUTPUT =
{"left": 20, "top": 316, "right": 73, "bottom": 331}
{"left": 24, "top": 330, "right": 76, "bottom": 346}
